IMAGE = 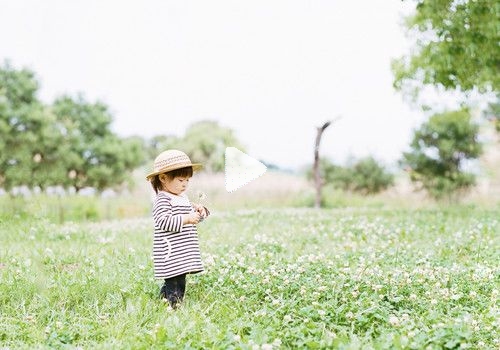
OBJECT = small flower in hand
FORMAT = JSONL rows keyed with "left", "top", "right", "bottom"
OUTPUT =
{"left": 193, "top": 192, "right": 210, "bottom": 221}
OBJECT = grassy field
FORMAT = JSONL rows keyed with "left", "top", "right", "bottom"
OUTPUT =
{"left": 0, "top": 206, "right": 498, "bottom": 349}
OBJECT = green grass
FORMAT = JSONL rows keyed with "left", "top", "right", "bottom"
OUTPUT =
{"left": 0, "top": 207, "right": 499, "bottom": 349}
{"left": 0, "top": 194, "right": 151, "bottom": 223}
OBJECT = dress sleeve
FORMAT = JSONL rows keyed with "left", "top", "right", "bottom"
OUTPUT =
{"left": 152, "top": 195, "right": 183, "bottom": 232}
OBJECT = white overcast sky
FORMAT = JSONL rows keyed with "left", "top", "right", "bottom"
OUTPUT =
{"left": 0, "top": 0, "right": 429, "bottom": 170}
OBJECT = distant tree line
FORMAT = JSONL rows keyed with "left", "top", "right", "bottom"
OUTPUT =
{"left": 0, "top": 62, "right": 145, "bottom": 193}
{"left": 146, "top": 120, "right": 245, "bottom": 173}
{"left": 3, "top": 1, "right": 499, "bottom": 202}
{"left": 0, "top": 62, "right": 244, "bottom": 194}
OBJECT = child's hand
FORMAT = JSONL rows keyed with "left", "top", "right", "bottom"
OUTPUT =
{"left": 183, "top": 212, "right": 201, "bottom": 225}
{"left": 193, "top": 203, "right": 210, "bottom": 219}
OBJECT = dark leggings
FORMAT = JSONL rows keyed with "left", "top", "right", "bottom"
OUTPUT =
{"left": 160, "top": 274, "right": 186, "bottom": 308}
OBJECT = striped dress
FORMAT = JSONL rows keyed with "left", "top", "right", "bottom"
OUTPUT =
{"left": 152, "top": 191, "right": 204, "bottom": 279}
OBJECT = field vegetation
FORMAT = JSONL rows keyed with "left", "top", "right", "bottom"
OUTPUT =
{"left": 1, "top": 175, "right": 498, "bottom": 349}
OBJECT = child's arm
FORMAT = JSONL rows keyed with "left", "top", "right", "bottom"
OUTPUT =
{"left": 182, "top": 212, "right": 202, "bottom": 225}
{"left": 154, "top": 196, "right": 201, "bottom": 231}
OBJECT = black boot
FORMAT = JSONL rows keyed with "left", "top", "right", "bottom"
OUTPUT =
{"left": 159, "top": 280, "right": 168, "bottom": 300}
{"left": 160, "top": 275, "right": 187, "bottom": 308}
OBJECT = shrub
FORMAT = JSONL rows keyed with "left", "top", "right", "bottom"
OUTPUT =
{"left": 308, "top": 157, "right": 394, "bottom": 195}
{"left": 402, "top": 109, "right": 482, "bottom": 199}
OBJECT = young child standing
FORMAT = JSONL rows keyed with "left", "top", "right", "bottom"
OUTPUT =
{"left": 146, "top": 149, "right": 209, "bottom": 308}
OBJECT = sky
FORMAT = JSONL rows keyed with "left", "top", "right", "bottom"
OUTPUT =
{"left": 0, "top": 0, "right": 428, "bottom": 170}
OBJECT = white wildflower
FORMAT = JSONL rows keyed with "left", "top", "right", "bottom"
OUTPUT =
{"left": 389, "top": 315, "right": 400, "bottom": 326}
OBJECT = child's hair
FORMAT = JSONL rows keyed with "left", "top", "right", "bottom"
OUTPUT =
{"left": 151, "top": 166, "right": 194, "bottom": 194}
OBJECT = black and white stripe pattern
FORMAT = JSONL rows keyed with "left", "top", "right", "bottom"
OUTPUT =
{"left": 152, "top": 191, "right": 204, "bottom": 279}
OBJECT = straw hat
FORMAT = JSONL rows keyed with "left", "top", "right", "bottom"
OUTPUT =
{"left": 146, "top": 150, "right": 202, "bottom": 180}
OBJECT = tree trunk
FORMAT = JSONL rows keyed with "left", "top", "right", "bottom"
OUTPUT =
{"left": 313, "top": 121, "right": 331, "bottom": 208}
{"left": 314, "top": 121, "right": 332, "bottom": 208}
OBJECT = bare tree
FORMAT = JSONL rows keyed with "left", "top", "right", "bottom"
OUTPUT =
{"left": 313, "top": 118, "right": 339, "bottom": 208}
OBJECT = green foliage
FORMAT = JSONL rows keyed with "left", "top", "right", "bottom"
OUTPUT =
{"left": 149, "top": 120, "right": 245, "bottom": 172}
{"left": 181, "top": 120, "right": 245, "bottom": 172}
{"left": 0, "top": 61, "right": 38, "bottom": 108}
{"left": 0, "top": 208, "right": 498, "bottom": 348}
{"left": 310, "top": 157, "right": 394, "bottom": 195}
{"left": 0, "top": 62, "right": 145, "bottom": 193}
{"left": 0, "top": 62, "right": 67, "bottom": 190}
{"left": 483, "top": 95, "right": 500, "bottom": 132}
{"left": 402, "top": 109, "right": 482, "bottom": 199}
{"left": 393, "top": 0, "right": 499, "bottom": 96}
{"left": 52, "top": 95, "right": 124, "bottom": 191}
{"left": 351, "top": 157, "right": 395, "bottom": 194}
{"left": 147, "top": 134, "right": 181, "bottom": 160}
{"left": 0, "top": 194, "right": 150, "bottom": 223}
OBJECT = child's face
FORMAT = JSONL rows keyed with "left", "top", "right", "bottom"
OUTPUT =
{"left": 160, "top": 175, "right": 190, "bottom": 195}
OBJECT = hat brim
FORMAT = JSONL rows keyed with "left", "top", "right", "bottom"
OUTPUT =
{"left": 146, "top": 163, "right": 203, "bottom": 181}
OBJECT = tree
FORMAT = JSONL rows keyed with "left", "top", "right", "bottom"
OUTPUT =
{"left": 307, "top": 158, "right": 348, "bottom": 190}
{"left": 0, "top": 62, "right": 37, "bottom": 190}
{"left": 402, "top": 109, "right": 482, "bottom": 199}
{"left": 25, "top": 108, "right": 70, "bottom": 190}
{"left": 393, "top": 0, "right": 499, "bottom": 97}
{"left": 52, "top": 95, "right": 145, "bottom": 192}
{"left": 313, "top": 121, "right": 331, "bottom": 208}
{"left": 483, "top": 95, "right": 500, "bottom": 132}
{"left": 310, "top": 157, "right": 394, "bottom": 195}
{"left": 85, "top": 135, "right": 145, "bottom": 192}
{"left": 0, "top": 63, "right": 145, "bottom": 193}
{"left": 349, "top": 157, "right": 395, "bottom": 195}
{"left": 147, "top": 134, "right": 181, "bottom": 160}
{"left": 0, "top": 61, "right": 38, "bottom": 109}
{"left": 177, "top": 120, "right": 245, "bottom": 172}
{"left": 0, "top": 62, "right": 66, "bottom": 191}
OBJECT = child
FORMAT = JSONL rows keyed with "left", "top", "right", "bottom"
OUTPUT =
{"left": 146, "top": 149, "right": 209, "bottom": 308}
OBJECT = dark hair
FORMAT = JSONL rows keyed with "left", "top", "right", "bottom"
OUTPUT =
{"left": 150, "top": 166, "right": 193, "bottom": 194}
